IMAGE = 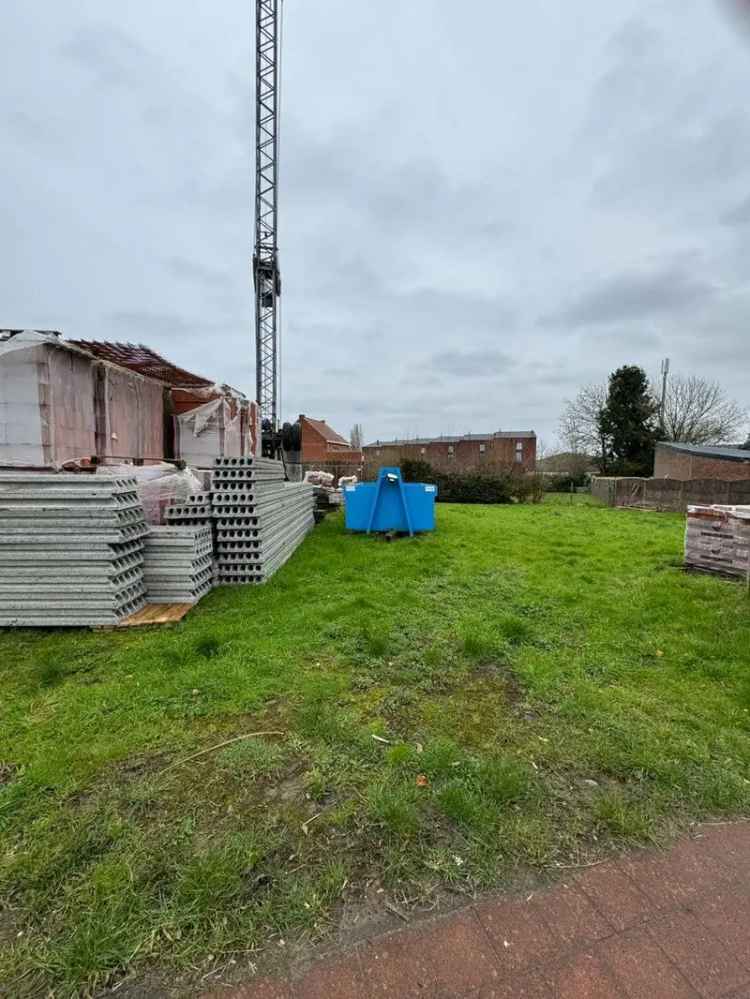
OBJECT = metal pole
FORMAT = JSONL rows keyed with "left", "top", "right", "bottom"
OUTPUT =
{"left": 659, "top": 357, "right": 670, "bottom": 437}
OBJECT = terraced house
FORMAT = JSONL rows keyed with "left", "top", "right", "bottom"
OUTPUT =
{"left": 363, "top": 430, "right": 537, "bottom": 473}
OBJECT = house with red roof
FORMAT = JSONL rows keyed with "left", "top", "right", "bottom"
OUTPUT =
{"left": 299, "top": 414, "right": 362, "bottom": 467}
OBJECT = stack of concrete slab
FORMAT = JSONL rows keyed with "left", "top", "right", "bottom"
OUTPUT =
{"left": 212, "top": 457, "right": 314, "bottom": 584}
{"left": 0, "top": 472, "right": 148, "bottom": 626}
{"left": 685, "top": 505, "right": 750, "bottom": 579}
{"left": 164, "top": 492, "right": 213, "bottom": 530}
{"left": 143, "top": 525, "right": 213, "bottom": 604}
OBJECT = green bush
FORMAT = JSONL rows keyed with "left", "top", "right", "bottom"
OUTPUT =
{"left": 400, "top": 459, "right": 543, "bottom": 505}
{"left": 544, "top": 473, "right": 588, "bottom": 493}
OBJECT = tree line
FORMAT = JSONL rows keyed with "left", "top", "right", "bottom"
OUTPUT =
{"left": 560, "top": 365, "right": 747, "bottom": 477}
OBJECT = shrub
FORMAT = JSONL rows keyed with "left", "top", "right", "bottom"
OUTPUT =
{"left": 544, "top": 473, "right": 588, "bottom": 493}
{"left": 401, "top": 460, "right": 543, "bottom": 505}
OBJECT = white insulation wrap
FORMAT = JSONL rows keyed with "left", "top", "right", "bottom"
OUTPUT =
{"left": 0, "top": 332, "right": 95, "bottom": 467}
{"left": 174, "top": 398, "right": 242, "bottom": 467}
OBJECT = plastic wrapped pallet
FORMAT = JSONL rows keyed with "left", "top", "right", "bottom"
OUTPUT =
{"left": 684, "top": 505, "right": 750, "bottom": 579}
{"left": 98, "top": 463, "right": 203, "bottom": 525}
{"left": 0, "top": 472, "right": 148, "bottom": 626}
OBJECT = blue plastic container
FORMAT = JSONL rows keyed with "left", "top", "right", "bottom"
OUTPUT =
{"left": 343, "top": 467, "right": 437, "bottom": 536}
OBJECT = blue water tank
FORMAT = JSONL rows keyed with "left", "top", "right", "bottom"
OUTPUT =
{"left": 343, "top": 467, "right": 437, "bottom": 535}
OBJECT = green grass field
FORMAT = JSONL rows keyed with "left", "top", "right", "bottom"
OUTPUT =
{"left": 2, "top": 497, "right": 750, "bottom": 996}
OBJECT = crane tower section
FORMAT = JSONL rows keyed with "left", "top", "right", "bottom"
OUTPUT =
{"left": 253, "top": 0, "right": 281, "bottom": 432}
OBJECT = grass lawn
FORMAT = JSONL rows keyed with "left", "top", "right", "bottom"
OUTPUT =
{"left": 2, "top": 497, "right": 750, "bottom": 996}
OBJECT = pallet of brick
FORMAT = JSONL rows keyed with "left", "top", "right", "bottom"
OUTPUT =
{"left": 211, "top": 457, "right": 314, "bottom": 585}
{"left": 0, "top": 473, "right": 148, "bottom": 626}
{"left": 685, "top": 505, "right": 750, "bottom": 579}
{"left": 142, "top": 525, "right": 213, "bottom": 604}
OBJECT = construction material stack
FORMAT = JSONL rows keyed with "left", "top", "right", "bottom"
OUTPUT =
{"left": 213, "top": 457, "right": 314, "bottom": 584}
{"left": 143, "top": 525, "right": 213, "bottom": 604}
{"left": 0, "top": 473, "right": 147, "bottom": 626}
{"left": 685, "top": 505, "right": 750, "bottom": 580}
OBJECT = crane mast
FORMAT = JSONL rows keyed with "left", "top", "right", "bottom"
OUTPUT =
{"left": 253, "top": 0, "right": 281, "bottom": 437}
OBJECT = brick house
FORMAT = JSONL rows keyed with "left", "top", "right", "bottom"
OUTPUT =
{"left": 654, "top": 442, "right": 750, "bottom": 482}
{"left": 363, "top": 431, "right": 537, "bottom": 474}
{"left": 299, "top": 414, "right": 362, "bottom": 466}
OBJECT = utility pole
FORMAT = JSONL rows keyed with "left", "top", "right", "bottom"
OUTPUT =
{"left": 659, "top": 357, "right": 670, "bottom": 438}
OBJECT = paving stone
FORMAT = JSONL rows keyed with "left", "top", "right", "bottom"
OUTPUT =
{"left": 474, "top": 969, "right": 554, "bottom": 997}
{"left": 577, "top": 862, "right": 656, "bottom": 931}
{"left": 697, "top": 823, "right": 750, "bottom": 880}
{"left": 359, "top": 931, "right": 430, "bottom": 998}
{"left": 600, "top": 926, "right": 700, "bottom": 998}
{"left": 405, "top": 911, "right": 499, "bottom": 994}
{"left": 617, "top": 839, "right": 732, "bottom": 910}
{"left": 646, "top": 908, "right": 748, "bottom": 998}
{"left": 697, "top": 885, "right": 750, "bottom": 972}
{"left": 536, "top": 884, "right": 613, "bottom": 949}
{"left": 546, "top": 949, "right": 624, "bottom": 999}
{"left": 293, "top": 949, "right": 366, "bottom": 999}
{"left": 474, "top": 896, "right": 558, "bottom": 975}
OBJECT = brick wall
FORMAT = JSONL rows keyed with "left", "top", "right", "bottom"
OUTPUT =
{"left": 654, "top": 446, "right": 750, "bottom": 482}
{"left": 364, "top": 436, "right": 536, "bottom": 475}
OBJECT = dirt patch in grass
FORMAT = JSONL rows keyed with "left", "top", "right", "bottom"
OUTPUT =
{"left": 0, "top": 762, "right": 19, "bottom": 786}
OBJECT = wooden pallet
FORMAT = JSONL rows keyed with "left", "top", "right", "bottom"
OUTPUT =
{"left": 115, "top": 603, "right": 194, "bottom": 628}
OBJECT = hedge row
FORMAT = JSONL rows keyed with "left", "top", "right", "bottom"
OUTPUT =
{"left": 400, "top": 459, "right": 543, "bottom": 504}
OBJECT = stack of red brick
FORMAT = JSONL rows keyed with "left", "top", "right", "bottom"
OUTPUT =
{"left": 685, "top": 504, "right": 750, "bottom": 579}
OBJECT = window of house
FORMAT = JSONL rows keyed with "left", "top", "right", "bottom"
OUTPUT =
{"left": 479, "top": 443, "right": 486, "bottom": 453}
{"left": 376, "top": 450, "right": 381, "bottom": 457}
{"left": 420, "top": 447, "right": 426, "bottom": 455}
{"left": 448, "top": 445, "right": 454, "bottom": 454}
{"left": 515, "top": 442, "right": 523, "bottom": 463}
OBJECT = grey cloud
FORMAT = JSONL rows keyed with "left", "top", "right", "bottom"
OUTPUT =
{"left": 166, "top": 257, "right": 234, "bottom": 290}
{"left": 430, "top": 348, "right": 513, "bottom": 377}
{"left": 60, "top": 25, "right": 152, "bottom": 87}
{"left": 541, "top": 266, "right": 718, "bottom": 327}
{"left": 723, "top": 197, "right": 750, "bottom": 226}
{"left": 108, "top": 311, "right": 220, "bottom": 338}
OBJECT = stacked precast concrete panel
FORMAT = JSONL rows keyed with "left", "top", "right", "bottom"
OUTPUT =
{"left": 143, "top": 525, "right": 213, "bottom": 604}
{"left": 212, "top": 457, "right": 314, "bottom": 584}
{"left": 0, "top": 473, "right": 147, "bottom": 626}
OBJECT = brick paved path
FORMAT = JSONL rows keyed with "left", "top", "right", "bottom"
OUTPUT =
{"left": 213, "top": 822, "right": 750, "bottom": 999}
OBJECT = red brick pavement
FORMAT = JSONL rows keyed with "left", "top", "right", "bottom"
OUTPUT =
{"left": 209, "top": 822, "right": 750, "bottom": 999}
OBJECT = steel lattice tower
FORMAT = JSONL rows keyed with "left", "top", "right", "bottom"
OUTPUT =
{"left": 253, "top": 0, "right": 281, "bottom": 431}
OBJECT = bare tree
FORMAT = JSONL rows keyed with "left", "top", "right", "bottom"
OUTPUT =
{"left": 655, "top": 375, "right": 746, "bottom": 445}
{"left": 350, "top": 423, "right": 364, "bottom": 449}
{"left": 559, "top": 383, "right": 608, "bottom": 469}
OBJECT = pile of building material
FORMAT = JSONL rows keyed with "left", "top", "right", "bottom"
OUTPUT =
{"left": 143, "top": 525, "right": 213, "bottom": 604}
{"left": 212, "top": 457, "right": 314, "bottom": 584}
{"left": 685, "top": 505, "right": 750, "bottom": 580}
{"left": 0, "top": 473, "right": 148, "bottom": 626}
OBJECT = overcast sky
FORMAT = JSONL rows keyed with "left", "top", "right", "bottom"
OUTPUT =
{"left": 2, "top": 1, "right": 750, "bottom": 447}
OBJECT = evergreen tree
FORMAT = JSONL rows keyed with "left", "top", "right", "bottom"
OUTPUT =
{"left": 598, "top": 365, "right": 658, "bottom": 476}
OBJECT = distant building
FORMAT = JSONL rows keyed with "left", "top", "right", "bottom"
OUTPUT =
{"left": 298, "top": 415, "right": 362, "bottom": 466}
{"left": 654, "top": 441, "right": 750, "bottom": 482}
{"left": 363, "top": 431, "right": 537, "bottom": 473}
